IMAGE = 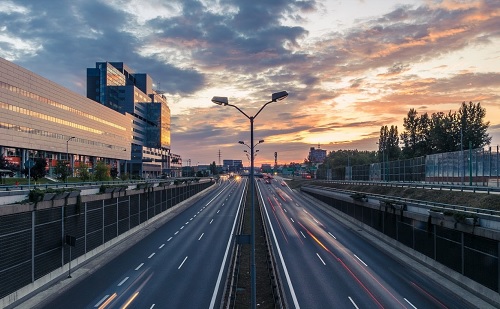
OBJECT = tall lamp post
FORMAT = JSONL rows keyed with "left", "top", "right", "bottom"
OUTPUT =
{"left": 212, "top": 91, "right": 288, "bottom": 308}
{"left": 66, "top": 136, "right": 75, "bottom": 183}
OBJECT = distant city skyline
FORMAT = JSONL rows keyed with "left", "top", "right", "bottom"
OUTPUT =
{"left": 1, "top": 0, "right": 499, "bottom": 165}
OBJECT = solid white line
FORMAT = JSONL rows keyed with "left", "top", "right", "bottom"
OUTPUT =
{"left": 198, "top": 233, "right": 204, "bottom": 240}
{"left": 316, "top": 253, "right": 326, "bottom": 265}
{"left": 217, "top": 209, "right": 220, "bottom": 213}
{"left": 95, "top": 295, "right": 109, "bottom": 307}
{"left": 300, "top": 231, "right": 306, "bottom": 238}
{"left": 258, "top": 184, "right": 300, "bottom": 308}
{"left": 404, "top": 298, "right": 418, "bottom": 309}
{"left": 117, "top": 277, "right": 129, "bottom": 286}
{"left": 210, "top": 219, "right": 214, "bottom": 224}
{"left": 174, "top": 231, "right": 179, "bottom": 235}
{"left": 148, "top": 253, "right": 155, "bottom": 259}
{"left": 178, "top": 256, "right": 188, "bottom": 269}
{"left": 209, "top": 178, "right": 246, "bottom": 309}
{"left": 135, "top": 263, "right": 144, "bottom": 271}
{"left": 159, "top": 244, "right": 165, "bottom": 249}
{"left": 328, "top": 232, "right": 336, "bottom": 239}
{"left": 290, "top": 217, "right": 295, "bottom": 223}
{"left": 353, "top": 254, "right": 367, "bottom": 267}
{"left": 167, "top": 237, "right": 172, "bottom": 241}
{"left": 348, "top": 296, "right": 359, "bottom": 309}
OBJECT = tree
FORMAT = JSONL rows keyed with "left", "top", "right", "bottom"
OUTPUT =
{"left": 54, "top": 160, "right": 71, "bottom": 181}
{"left": 23, "top": 157, "right": 47, "bottom": 181}
{"left": 378, "top": 125, "right": 400, "bottom": 161}
{"left": 76, "top": 163, "right": 92, "bottom": 182}
{"left": 93, "top": 161, "right": 110, "bottom": 181}
{"left": 458, "top": 101, "right": 491, "bottom": 150}
{"left": 401, "top": 109, "right": 431, "bottom": 158}
{"left": 209, "top": 161, "right": 218, "bottom": 175}
{"left": 110, "top": 166, "right": 118, "bottom": 179}
{"left": 428, "top": 111, "right": 459, "bottom": 153}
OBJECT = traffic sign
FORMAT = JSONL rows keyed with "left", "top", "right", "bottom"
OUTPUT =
{"left": 24, "top": 160, "right": 35, "bottom": 169}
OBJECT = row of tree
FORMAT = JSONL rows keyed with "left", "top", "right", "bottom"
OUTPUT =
{"left": 379, "top": 101, "right": 490, "bottom": 161}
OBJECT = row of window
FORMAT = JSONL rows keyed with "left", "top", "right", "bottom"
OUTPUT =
{"left": 0, "top": 121, "right": 124, "bottom": 152}
{"left": 0, "top": 100, "right": 122, "bottom": 139}
{"left": 0, "top": 81, "right": 126, "bottom": 131}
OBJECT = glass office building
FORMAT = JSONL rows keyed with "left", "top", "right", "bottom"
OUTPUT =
{"left": 87, "top": 62, "right": 177, "bottom": 178}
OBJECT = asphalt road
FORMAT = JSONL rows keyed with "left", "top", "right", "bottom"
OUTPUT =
{"left": 258, "top": 176, "right": 485, "bottom": 309}
{"left": 25, "top": 178, "right": 246, "bottom": 309}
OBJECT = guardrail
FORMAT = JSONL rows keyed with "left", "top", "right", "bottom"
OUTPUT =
{"left": 303, "top": 184, "right": 500, "bottom": 217}
{"left": 320, "top": 179, "right": 500, "bottom": 195}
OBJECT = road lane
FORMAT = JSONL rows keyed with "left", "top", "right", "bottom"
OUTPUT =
{"left": 259, "top": 176, "right": 478, "bottom": 308}
{"left": 34, "top": 178, "right": 246, "bottom": 309}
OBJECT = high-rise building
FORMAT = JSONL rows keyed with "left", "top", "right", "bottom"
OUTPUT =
{"left": 87, "top": 62, "right": 177, "bottom": 178}
{"left": 308, "top": 146, "right": 326, "bottom": 163}
{"left": 222, "top": 159, "right": 243, "bottom": 173}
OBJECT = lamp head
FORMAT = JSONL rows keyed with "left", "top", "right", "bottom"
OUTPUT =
{"left": 271, "top": 91, "right": 288, "bottom": 102}
{"left": 238, "top": 141, "right": 245, "bottom": 145}
{"left": 258, "top": 139, "right": 264, "bottom": 144}
{"left": 212, "top": 96, "right": 229, "bottom": 106}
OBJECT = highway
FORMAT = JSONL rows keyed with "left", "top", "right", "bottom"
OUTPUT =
{"left": 258, "top": 176, "right": 478, "bottom": 308}
{"left": 33, "top": 178, "right": 246, "bottom": 309}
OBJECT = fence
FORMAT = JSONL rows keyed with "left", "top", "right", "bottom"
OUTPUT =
{"left": 0, "top": 181, "right": 213, "bottom": 299}
{"left": 302, "top": 187, "right": 499, "bottom": 293}
{"left": 320, "top": 146, "right": 500, "bottom": 186}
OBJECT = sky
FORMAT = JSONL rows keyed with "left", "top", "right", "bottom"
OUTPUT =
{"left": 1, "top": 0, "right": 499, "bottom": 166}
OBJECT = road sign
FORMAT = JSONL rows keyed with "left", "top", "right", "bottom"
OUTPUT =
{"left": 24, "top": 159, "right": 35, "bottom": 169}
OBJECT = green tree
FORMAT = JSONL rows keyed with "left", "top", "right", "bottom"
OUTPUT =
{"left": 458, "top": 101, "right": 491, "bottom": 150}
{"left": 54, "top": 160, "right": 70, "bottom": 181}
{"left": 428, "top": 111, "right": 459, "bottom": 153}
{"left": 76, "top": 162, "right": 91, "bottom": 181}
{"left": 93, "top": 161, "right": 110, "bottom": 181}
{"left": 379, "top": 125, "right": 400, "bottom": 161}
{"left": 209, "top": 161, "right": 218, "bottom": 175}
{"left": 401, "top": 109, "right": 431, "bottom": 157}
{"left": 23, "top": 157, "right": 47, "bottom": 181}
{"left": 110, "top": 166, "right": 118, "bottom": 179}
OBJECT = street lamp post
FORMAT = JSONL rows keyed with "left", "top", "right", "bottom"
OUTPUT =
{"left": 212, "top": 91, "right": 288, "bottom": 308}
{"left": 66, "top": 136, "right": 75, "bottom": 183}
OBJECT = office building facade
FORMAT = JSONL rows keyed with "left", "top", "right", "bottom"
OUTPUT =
{"left": 87, "top": 62, "right": 179, "bottom": 178}
{"left": 0, "top": 57, "right": 130, "bottom": 177}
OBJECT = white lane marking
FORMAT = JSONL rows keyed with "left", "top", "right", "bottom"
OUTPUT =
{"left": 209, "top": 177, "right": 247, "bottom": 309}
{"left": 290, "top": 217, "right": 295, "bottom": 223}
{"left": 210, "top": 219, "right": 214, "bottom": 224}
{"left": 167, "top": 237, "right": 173, "bottom": 241}
{"left": 135, "top": 263, "right": 144, "bottom": 270}
{"left": 150, "top": 304, "right": 155, "bottom": 309}
{"left": 194, "top": 214, "right": 197, "bottom": 217}
{"left": 353, "top": 254, "right": 367, "bottom": 267}
{"left": 328, "top": 232, "right": 336, "bottom": 239}
{"left": 185, "top": 222, "right": 189, "bottom": 225}
{"left": 174, "top": 231, "right": 179, "bottom": 235}
{"left": 283, "top": 208, "right": 287, "bottom": 212}
{"left": 159, "top": 244, "right": 165, "bottom": 249}
{"left": 404, "top": 298, "right": 418, "bottom": 309}
{"left": 198, "top": 233, "right": 204, "bottom": 240}
{"left": 348, "top": 296, "right": 359, "bottom": 309}
{"left": 117, "top": 277, "right": 129, "bottom": 286}
{"left": 148, "top": 253, "right": 155, "bottom": 259}
{"left": 217, "top": 209, "right": 220, "bottom": 214}
{"left": 222, "top": 203, "right": 224, "bottom": 206}
{"left": 178, "top": 256, "right": 188, "bottom": 269}
{"left": 316, "top": 253, "right": 326, "bottom": 265}
{"left": 95, "top": 295, "right": 109, "bottom": 307}
{"left": 300, "top": 231, "right": 306, "bottom": 238}
{"left": 257, "top": 185, "right": 300, "bottom": 309}
{"left": 190, "top": 217, "right": 193, "bottom": 221}
{"left": 180, "top": 226, "right": 184, "bottom": 229}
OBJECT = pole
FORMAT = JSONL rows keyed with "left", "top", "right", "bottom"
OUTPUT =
{"left": 250, "top": 116, "right": 256, "bottom": 309}
{"left": 469, "top": 141, "right": 473, "bottom": 186}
